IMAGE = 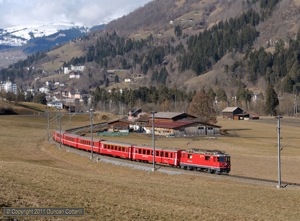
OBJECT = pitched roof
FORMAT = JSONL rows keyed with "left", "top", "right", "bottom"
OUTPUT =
{"left": 222, "top": 107, "right": 243, "bottom": 113}
{"left": 153, "top": 112, "right": 196, "bottom": 119}
{"left": 147, "top": 120, "right": 221, "bottom": 129}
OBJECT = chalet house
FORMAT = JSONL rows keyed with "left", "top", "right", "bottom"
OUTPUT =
{"left": 128, "top": 108, "right": 143, "bottom": 121}
{"left": 68, "top": 90, "right": 82, "bottom": 99}
{"left": 107, "top": 119, "right": 130, "bottom": 133}
{"left": 222, "top": 107, "right": 244, "bottom": 119}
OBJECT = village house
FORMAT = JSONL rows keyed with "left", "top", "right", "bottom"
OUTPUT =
{"left": 69, "top": 71, "right": 81, "bottom": 79}
{"left": 63, "top": 65, "right": 85, "bottom": 74}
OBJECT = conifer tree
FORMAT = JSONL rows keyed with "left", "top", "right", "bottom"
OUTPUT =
{"left": 265, "top": 84, "right": 279, "bottom": 115}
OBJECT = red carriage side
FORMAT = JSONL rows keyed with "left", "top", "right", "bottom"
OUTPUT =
{"left": 77, "top": 136, "right": 101, "bottom": 153}
{"left": 52, "top": 130, "right": 64, "bottom": 143}
{"left": 63, "top": 133, "right": 79, "bottom": 148}
{"left": 132, "top": 145, "right": 181, "bottom": 166}
{"left": 100, "top": 140, "right": 132, "bottom": 159}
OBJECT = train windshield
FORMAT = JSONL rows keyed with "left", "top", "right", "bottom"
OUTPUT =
{"left": 218, "top": 157, "right": 225, "bottom": 162}
{"left": 218, "top": 156, "right": 230, "bottom": 162}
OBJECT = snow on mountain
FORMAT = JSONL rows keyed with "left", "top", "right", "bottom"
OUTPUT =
{"left": 0, "top": 22, "right": 89, "bottom": 47}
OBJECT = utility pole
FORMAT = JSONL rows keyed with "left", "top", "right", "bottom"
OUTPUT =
{"left": 46, "top": 107, "right": 50, "bottom": 142}
{"left": 294, "top": 94, "right": 298, "bottom": 118}
{"left": 69, "top": 104, "right": 71, "bottom": 128}
{"left": 90, "top": 109, "right": 94, "bottom": 160}
{"left": 151, "top": 111, "right": 156, "bottom": 172}
{"left": 276, "top": 115, "right": 283, "bottom": 188}
{"left": 59, "top": 108, "right": 62, "bottom": 149}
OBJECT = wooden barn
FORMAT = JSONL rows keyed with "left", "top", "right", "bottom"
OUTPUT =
{"left": 107, "top": 119, "right": 130, "bottom": 132}
{"left": 144, "top": 120, "right": 221, "bottom": 137}
{"left": 246, "top": 111, "right": 260, "bottom": 120}
{"left": 222, "top": 107, "right": 244, "bottom": 119}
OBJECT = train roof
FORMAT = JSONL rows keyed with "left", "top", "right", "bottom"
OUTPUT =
{"left": 101, "top": 140, "right": 132, "bottom": 147}
{"left": 64, "top": 133, "right": 80, "bottom": 138}
{"left": 132, "top": 145, "right": 180, "bottom": 152}
{"left": 77, "top": 136, "right": 102, "bottom": 142}
{"left": 182, "top": 148, "right": 229, "bottom": 156}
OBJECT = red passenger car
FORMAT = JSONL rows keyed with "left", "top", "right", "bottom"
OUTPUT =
{"left": 180, "top": 149, "right": 230, "bottom": 174}
{"left": 77, "top": 136, "right": 101, "bottom": 153}
{"left": 132, "top": 145, "right": 180, "bottom": 166}
{"left": 63, "top": 133, "right": 79, "bottom": 148}
{"left": 100, "top": 140, "right": 132, "bottom": 159}
{"left": 53, "top": 130, "right": 65, "bottom": 143}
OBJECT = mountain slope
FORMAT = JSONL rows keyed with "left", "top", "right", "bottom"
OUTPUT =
{"left": 2, "top": 0, "right": 300, "bottom": 103}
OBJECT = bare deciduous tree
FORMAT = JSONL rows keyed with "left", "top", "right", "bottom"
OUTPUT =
{"left": 188, "top": 92, "right": 217, "bottom": 124}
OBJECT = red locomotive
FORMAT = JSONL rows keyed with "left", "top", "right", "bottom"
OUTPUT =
{"left": 53, "top": 130, "right": 230, "bottom": 174}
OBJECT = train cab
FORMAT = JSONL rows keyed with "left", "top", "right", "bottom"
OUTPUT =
{"left": 180, "top": 149, "right": 230, "bottom": 174}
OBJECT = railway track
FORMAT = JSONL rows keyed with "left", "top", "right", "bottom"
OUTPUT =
{"left": 52, "top": 140, "right": 300, "bottom": 188}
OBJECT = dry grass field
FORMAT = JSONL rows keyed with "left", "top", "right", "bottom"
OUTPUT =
{"left": 0, "top": 114, "right": 300, "bottom": 221}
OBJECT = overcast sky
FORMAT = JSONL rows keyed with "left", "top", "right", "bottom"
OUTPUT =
{"left": 0, "top": 0, "right": 152, "bottom": 28}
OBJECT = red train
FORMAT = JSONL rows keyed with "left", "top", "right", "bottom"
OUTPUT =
{"left": 53, "top": 130, "right": 231, "bottom": 174}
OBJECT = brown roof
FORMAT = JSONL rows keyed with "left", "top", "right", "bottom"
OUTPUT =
{"left": 222, "top": 107, "right": 243, "bottom": 113}
{"left": 146, "top": 120, "right": 221, "bottom": 129}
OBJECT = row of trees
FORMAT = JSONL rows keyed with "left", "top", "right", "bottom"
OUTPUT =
{"left": 91, "top": 84, "right": 281, "bottom": 121}
{"left": 0, "top": 90, "right": 47, "bottom": 105}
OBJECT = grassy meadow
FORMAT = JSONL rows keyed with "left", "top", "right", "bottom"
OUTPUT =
{"left": 0, "top": 114, "right": 300, "bottom": 220}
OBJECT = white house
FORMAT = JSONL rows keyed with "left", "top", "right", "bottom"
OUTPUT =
{"left": 0, "top": 80, "right": 17, "bottom": 94}
{"left": 39, "top": 87, "right": 49, "bottom": 93}
{"left": 64, "top": 65, "right": 85, "bottom": 74}
{"left": 47, "top": 101, "right": 63, "bottom": 109}
{"left": 69, "top": 72, "right": 81, "bottom": 79}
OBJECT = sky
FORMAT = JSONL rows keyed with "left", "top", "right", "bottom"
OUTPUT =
{"left": 0, "top": 0, "right": 152, "bottom": 28}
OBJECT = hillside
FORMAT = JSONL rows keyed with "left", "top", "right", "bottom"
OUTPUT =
{"left": 1, "top": 0, "right": 300, "bottom": 116}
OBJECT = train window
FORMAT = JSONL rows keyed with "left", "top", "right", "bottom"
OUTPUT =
{"left": 143, "top": 150, "right": 146, "bottom": 155}
{"left": 147, "top": 150, "right": 150, "bottom": 155}
{"left": 160, "top": 152, "right": 164, "bottom": 157}
{"left": 151, "top": 150, "right": 153, "bottom": 155}
{"left": 156, "top": 151, "right": 159, "bottom": 156}
{"left": 170, "top": 153, "right": 173, "bottom": 158}
{"left": 226, "top": 156, "right": 230, "bottom": 162}
{"left": 188, "top": 154, "right": 192, "bottom": 159}
{"left": 122, "top": 147, "right": 125, "bottom": 152}
{"left": 118, "top": 147, "right": 121, "bottom": 151}
{"left": 138, "top": 149, "right": 141, "bottom": 154}
{"left": 165, "top": 152, "right": 169, "bottom": 158}
{"left": 205, "top": 156, "right": 210, "bottom": 161}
